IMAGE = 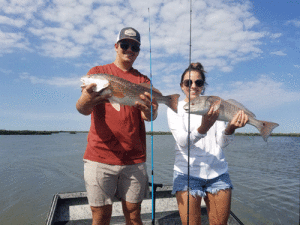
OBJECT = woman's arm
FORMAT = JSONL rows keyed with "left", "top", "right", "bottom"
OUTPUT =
{"left": 167, "top": 107, "right": 206, "bottom": 148}
{"left": 216, "top": 121, "right": 235, "bottom": 148}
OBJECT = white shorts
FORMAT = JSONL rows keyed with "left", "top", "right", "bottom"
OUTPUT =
{"left": 84, "top": 159, "right": 149, "bottom": 207}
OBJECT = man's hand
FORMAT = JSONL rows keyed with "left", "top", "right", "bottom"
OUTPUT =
{"left": 76, "top": 83, "right": 111, "bottom": 115}
{"left": 135, "top": 92, "right": 158, "bottom": 121}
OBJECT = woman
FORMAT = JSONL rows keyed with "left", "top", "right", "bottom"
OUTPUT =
{"left": 167, "top": 63, "right": 248, "bottom": 225}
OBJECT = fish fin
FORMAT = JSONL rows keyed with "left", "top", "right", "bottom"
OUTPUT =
{"left": 164, "top": 94, "right": 180, "bottom": 113}
{"left": 139, "top": 83, "right": 162, "bottom": 94}
{"left": 139, "top": 83, "right": 180, "bottom": 113}
{"left": 226, "top": 99, "right": 256, "bottom": 118}
{"left": 109, "top": 99, "right": 121, "bottom": 111}
{"left": 256, "top": 121, "right": 279, "bottom": 142}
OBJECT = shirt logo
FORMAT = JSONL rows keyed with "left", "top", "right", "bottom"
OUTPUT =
{"left": 124, "top": 29, "right": 136, "bottom": 37}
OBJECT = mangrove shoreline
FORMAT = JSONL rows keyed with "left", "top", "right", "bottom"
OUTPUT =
{"left": 0, "top": 130, "right": 299, "bottom": 137}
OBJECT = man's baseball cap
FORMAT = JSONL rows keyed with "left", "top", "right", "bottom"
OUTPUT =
{"left": 116, "top": 27, "right": 141, "bottom": 45}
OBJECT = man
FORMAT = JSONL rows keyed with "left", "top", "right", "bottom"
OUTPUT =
{"left": 76, "top": 27, "right": 158, "bottom": 225}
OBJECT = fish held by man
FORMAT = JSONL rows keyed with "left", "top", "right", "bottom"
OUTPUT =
{"left": 81, "top": 73, "right": 180, "bottom": 113}
{"left": 184, "top": 96, "right": 279, "bottom": 142}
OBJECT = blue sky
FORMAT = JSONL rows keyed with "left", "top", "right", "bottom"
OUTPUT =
{"left": 1, "top": 0, "right": 299, "bottom": 134}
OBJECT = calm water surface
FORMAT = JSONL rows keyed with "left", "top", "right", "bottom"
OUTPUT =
{"left": 0, "top": 133, "right": 299, "bottom": 224}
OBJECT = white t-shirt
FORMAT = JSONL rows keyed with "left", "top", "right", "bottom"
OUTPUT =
{"left": 167, "top": 100, "right": 235, "bottom": 179}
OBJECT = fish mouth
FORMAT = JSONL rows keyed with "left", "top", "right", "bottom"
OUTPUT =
{"left": 183, "top": 101, "right": 196, "bottom": 111}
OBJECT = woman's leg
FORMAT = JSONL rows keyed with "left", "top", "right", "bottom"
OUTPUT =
{"left": 204, "top": 188, "right": 231, "bottom": 225}
{"left": 176, "top": 191, "right": 203, "bottom": 225}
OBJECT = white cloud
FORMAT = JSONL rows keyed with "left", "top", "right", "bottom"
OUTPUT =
{"left": 2, "top": 0, "right": 44, "bottom": 20}
{"left": 294, "top": 65, "right": 300, "bottom": 69}
{"left": 0, "top": 15, "right": 26, "bottom": 27}
{"left": 269, "top": 33, "right": 282, "bottom": 39}
{"left": 285, "top": 19, "right": 300, "bottom": 28}
{"left": 40, "top": 41, "right": 85, "bottom": 58}
{"left": 19, "top": 74, "right": 81, "bottom": 87}
{"left": 42, "top": 1, "right": 92, "bottom": 25}
{"left": 210, "top": 75, "right": 300, "bottom": 111}
{"left": 0, "top": 67, "right": 13, "bottom": 75}
{"left": 270, "top": 50, "right": 287, "bottom": 56}
{"left": 0, "top": 30, "right": 30, "bottom": 55}
{"left": 0, "top": 0, "right": 267, "bottom": 72}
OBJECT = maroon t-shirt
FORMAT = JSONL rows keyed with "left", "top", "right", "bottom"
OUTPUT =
{"left": 83, "top": 63, "right": 150, "bottom": 165}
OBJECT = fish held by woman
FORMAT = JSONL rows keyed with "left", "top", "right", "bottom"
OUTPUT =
{"left": 184, "top": 96, "right": 279, "bottom": 141}
{"left": 81, "top": 73, "right": 180, "bottom": 112}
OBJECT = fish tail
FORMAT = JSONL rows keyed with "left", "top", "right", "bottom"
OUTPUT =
{"left": 164, "top": 94, "right": 180, "bottom": 113}
{"left": 257, "top": 120, "right": 279, "bottom": 142}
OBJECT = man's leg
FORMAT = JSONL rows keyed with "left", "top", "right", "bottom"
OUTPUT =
{"left": 90, "top": 205, "right": 112, "bottom": 225}
{"left": 122, "top": 200, "right": 143, "bottom": 225}
{"left": 118, "top": 163, "right": 148, "bottom": 225}
{"left": 84, "top": 160, "right": 120, "bottom": 225}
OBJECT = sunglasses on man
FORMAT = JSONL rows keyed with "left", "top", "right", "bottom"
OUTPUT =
{"left": 183, "top": 79, "right": 204, "bottom": 87}
{"left": 119, "top": 41, "right": 140, "bottom": 52}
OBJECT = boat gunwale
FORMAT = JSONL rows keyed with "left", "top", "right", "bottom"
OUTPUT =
{"left": 45, "top": 185, "right": 244, "bottom": 225}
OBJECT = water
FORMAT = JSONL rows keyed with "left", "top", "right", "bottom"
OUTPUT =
{"left": 0, "top": 133, "right": 299, "bottom": 224}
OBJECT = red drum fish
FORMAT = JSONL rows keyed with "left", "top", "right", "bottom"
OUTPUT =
{"left": 81, "top": 73, "right": 180, "bottom": 112}
{"left": 184, "top": 96, "right": 279, "bottom": 141}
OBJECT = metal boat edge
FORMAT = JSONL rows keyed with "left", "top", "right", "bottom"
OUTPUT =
{"left": 46, "top": 184, "right": 244, "bottom": 225}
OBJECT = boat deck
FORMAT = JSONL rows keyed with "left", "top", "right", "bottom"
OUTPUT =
{"left": 46, "top": 185, "right": 243, "bottom": 225}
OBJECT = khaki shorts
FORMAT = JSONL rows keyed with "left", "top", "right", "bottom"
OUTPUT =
{"left": 84, "top": 159, "right": 149, "bottom": 207}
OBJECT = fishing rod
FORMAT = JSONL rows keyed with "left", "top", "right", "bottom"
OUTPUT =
{"left": 148, "top": 8, "right": 155, "bottom": 225}
{"left": 187, "top": 0, "right": 192, "bottom": 224}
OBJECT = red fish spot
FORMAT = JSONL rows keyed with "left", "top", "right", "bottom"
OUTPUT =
{"left": 113, "top": 90, "right": 125, "bottom": 98}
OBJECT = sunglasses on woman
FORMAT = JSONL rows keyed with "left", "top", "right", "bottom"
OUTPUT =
{"left": 119, "top": 42, "right": 140, "bottom": 52}
{"left": 183, "top": 79, "right": 204, "bottom": 87}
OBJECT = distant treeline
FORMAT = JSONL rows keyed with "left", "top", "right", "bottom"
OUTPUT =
{"left": 0, "top": 130, "right": 299, "bottom": 137}
{"left": 146, "top": 132, "right": 300, "bottom": 137}
{"left": 146, "top": 131, "right": 172, "bottom": 135}
{"left": 0, "top": 130, "right": 88, "bottom": 135}
{"left": 235, "top": 132, "right": 300, "bottom": 137}
{"left": 0, "top": 130, "right": 56, "bottom": 135}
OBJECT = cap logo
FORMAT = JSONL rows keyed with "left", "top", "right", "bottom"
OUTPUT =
{"left": 124, "top": 29, "right": 136, "bottom": 37}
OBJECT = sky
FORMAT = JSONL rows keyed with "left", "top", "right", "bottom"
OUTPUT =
{"left": 0, "top": 0, "right": 299, "bottom": 134}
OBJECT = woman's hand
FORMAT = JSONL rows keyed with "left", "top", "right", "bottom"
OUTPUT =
{"left": 197, "top": 102, "right": 220, "bottom": 134}
{"left": 224, "top": 110, "right": 249, "bottom": 135}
